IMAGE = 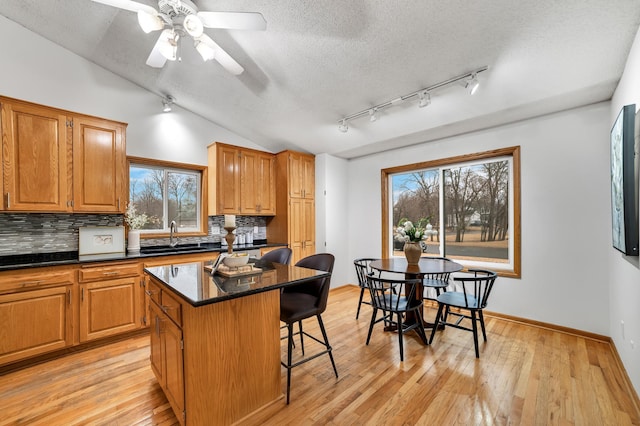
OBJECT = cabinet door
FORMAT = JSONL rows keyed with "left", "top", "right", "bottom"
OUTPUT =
{"left": 256, "top": 152, "right": 276, "bottom": 214}
{"left": 289, "top": 198, "right": 304, "bottom": 264}
{"left": 302, "top": 198, "right": 316, "bottom": 259}
{"left": 0, "top": 286, "right": 73, "bottom": 365}
{"left": 1, "top": 100, "right": 70, "bottom": 211}
{"left": 301, "top": 154, "right": 315, "bottom": 199}
{"left": 149, "top": 302, "right": 164, "bottom": 386}
{"left": 239, "top": 150, "right": 259, "bottom": 214}
{"left": 288, "top": 152, "right": 304, "bottom": 198}
{"left": 216, "top": 145, "right": 241, "bottom": 214}
{"left": 72, "top": 116, "right": 126, "bottom": 213}
{"left": 163, "top": 315, "right": 185, "bottom": 421}
{"left": 79, "top": 276, "right": 141, "bottom": 342}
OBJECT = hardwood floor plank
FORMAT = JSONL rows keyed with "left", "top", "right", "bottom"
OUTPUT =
{"left": 0, "top": 286, "right": 638, "bottom": 425}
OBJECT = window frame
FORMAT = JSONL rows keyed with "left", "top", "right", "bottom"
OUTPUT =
{"left": 127, "top": 156, "right": 208, "bottom": 238}
{"left": 381, "top": 146, "right": 521, "bottom": 278}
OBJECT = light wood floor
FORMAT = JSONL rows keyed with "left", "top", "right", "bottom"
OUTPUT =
{"left": 1, "top": 286, "right": 638, "bottom": 425}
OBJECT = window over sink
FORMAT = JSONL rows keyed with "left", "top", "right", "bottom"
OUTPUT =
{"left": 128, "top": 157, "right": 207, "bottom": 236}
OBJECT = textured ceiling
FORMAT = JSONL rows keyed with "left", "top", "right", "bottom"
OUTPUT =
{"left": 1, "top": 1, "right": 639, "bottom": 158}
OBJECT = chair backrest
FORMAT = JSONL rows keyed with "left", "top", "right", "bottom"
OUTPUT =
{"left": 422, "top": 256, "right": 453, "bottom": 281}
{"left": 292, "top": 253, "right": 335, "bottom": 313}
{"left": 260, "top": 247, "right": 292, "bottom": 265}
{"left": 353, "top": 258, "right": 379, "bottom": 288}
{"left": 453, "top": 269, "right": 497, "bottom": 309}
{"left": 365, "top": 275, "right": 423, "bottom": 312}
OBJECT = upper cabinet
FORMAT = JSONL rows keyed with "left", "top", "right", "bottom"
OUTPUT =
{"left": 288, "top": 151, "right": 315, "bottom": 199}
{"left": 0, "top": 97, "right": 127, "bottom": 213}
{"left": 207, "top": 142, "right": 276, "bottom": 216}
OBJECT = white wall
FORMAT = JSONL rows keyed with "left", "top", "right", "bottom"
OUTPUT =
{"left": 610, "top": 27, "right": 640, "bottom": 394}
{"left": 343, "top": 103, "right": 612, "bottom": 336}
{"left": 315, "top": 154, "right": 350, "bottom": 287}
{"left": 0, "top": 15, "right": 264, "bottom": 165}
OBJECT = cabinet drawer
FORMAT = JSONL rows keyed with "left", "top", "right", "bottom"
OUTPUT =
{"left": 0, "top": 268, "right": 74, "bottom": 293}
{"left": 79, "top": 262, "right": 139, "bottom": 282}
{"left": 160, "top": 290, "right": 182, "bottom": 327}
{"left": 146, "top": 279, "right": 161, "bottom": 305}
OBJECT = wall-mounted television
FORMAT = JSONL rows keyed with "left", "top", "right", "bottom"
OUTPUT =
{"left": 610, "top": 104, "right": 639, "bottom": 256}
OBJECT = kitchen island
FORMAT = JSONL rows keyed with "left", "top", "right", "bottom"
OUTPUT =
{"left": 144, "top": 259, "right": 329, "bottom": 426}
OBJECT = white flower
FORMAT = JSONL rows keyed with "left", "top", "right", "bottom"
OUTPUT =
{"left": 125, "top": 203, "right": 148, "bottom": 230}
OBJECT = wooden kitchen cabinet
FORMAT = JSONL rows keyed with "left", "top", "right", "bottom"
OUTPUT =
{"left": 78, "top": 262, "right": 143, "bottom": 342}
{"left": 149, "top": 286, "right": 185, "bottom": 424}
{"left": 0, "top": 268, "right": 74, "bottom": 365}
{"left": 72, "top": 115, "right": 126, "bottom": 213}
{"left": 269, "top": 150, "right": 316, "bottom": 264}
{"left": 0, "top": 96, "right": 127, "bottom": 213}
{"left": 207, "top": 142, "right": 276, "bottom": 215}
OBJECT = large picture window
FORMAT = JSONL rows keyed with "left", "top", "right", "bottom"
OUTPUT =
{"left": 382, "top": 146, "right": 520, "bottom": 278}
{"left": 128, "top": 157, "right": 207, "bottom": 236}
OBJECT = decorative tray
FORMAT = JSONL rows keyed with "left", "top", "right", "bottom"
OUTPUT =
{"left": 205, "top": 264, "right": 263, "bottom": 277}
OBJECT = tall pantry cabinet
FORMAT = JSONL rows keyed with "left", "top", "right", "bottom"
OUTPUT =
{"left": 269, "top": 150, "right": 316, "bottom": 264}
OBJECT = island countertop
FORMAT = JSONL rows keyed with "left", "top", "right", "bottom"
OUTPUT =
{"left": 144, "top": 259, "right": 329, "bottom": 307}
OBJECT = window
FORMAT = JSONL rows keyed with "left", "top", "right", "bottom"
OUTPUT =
{"left": 128, "top": 157, "right": 207, "bottom": 235}
{"left": 382, "top": 146, "right": 520, "bottom": 278}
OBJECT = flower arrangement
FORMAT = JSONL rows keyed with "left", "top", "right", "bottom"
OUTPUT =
{"left": 124, "top": 203, "right": 148, "bottom": 230}
{"left": 394, "top": 217, "right": 433, "bottom": 242}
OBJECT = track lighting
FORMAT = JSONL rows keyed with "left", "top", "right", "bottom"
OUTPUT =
{"left": 337, "top": 66, "right": 487, "bottom": 132}
{"left": 418, "top": 91, "right": 431, "bottom": 108}
{"left": 162, "top": 95, "right": 175, "bottom": 112}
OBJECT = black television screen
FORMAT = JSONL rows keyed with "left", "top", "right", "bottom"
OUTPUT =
{"left": 610, "top": 104, "right": 639, "bottom": 256}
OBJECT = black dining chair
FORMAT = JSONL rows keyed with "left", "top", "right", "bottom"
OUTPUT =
{"left": 280, "top": 253, "right": 338, "bottom": 404}
{"left": 429, "top": 269, "right": 498, "bottom": 358}
{"left": 365, "top": 275, "right": 428, "bottom": 362}
{"left": 422, "top": 256, "right": 453, "bottom": 302}
{"left": 353, "top": 258, "right": 380, "bottom": 319}
{"left": 260, "top": 247, "right": 292, "bottom": 265}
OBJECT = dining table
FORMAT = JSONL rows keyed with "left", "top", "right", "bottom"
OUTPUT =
{"left": 369, "top": 257, "right": 463, "bottom": 329}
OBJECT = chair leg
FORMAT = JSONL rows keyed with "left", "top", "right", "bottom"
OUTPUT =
{"left": 317, "top": 315, "right": 338, "bottom": 378}
{"left": 470, "top": 310, "right": 480, "bottom": 358}
{"left": 356, "top": 287, "right": 365, "bottom": 319}
{"left": 429, "top": 303, "right": 445, "bottom": 344}
{"left": 286, "top": 323, "right": 294, "bottom": 404}
{"left": 478, "top": 310, "right": 487, "bottom": 341}
{"left": 414, "top": 308, "right": 429, "bottom": 345}
{"left": 396, "top": 312, "right": 405, "bottom": 362}
{"left": 366, "top": 308, "right": 377, "bottom": 345}
{"left": 298, "top": 321, "right": 305, "bottom": 355}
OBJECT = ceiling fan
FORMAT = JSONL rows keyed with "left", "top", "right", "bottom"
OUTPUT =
{"left": 91, "top": 0, "right": 267, "bottom": 75}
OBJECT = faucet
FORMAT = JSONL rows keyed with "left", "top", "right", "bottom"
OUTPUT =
{"left": 169, "top": 220, "right": 178, "bottom": 247}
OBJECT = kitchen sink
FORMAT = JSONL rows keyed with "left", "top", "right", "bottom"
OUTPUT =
{"left": 140, "top": 243, "right": 215, "bottom": 254}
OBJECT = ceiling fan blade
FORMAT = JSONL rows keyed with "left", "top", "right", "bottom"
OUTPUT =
{"left": 197, "top": 11, "right": 267, "bottom": 31}
{"left": 146, "top": 32, "right": 169, "bottom": 68}
{"left": 90, "top": 0, "right": 158, "bottom": 15}
{"left": 198, "top": 34, "right": 244, "bottom": 75}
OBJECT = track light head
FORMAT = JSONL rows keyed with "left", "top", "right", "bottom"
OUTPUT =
{"left": 466, "top": 73, "right": 480, "bottom": 95}
{"left": 369, "top": 109, "right": 378, "bottom": 122}
{"left": 338, "top": 119, "right": 349, "bottom": 133}
{"left": 162, "top": 95, "right": 175, "bottom": 112}
{"left": 418, "top": 91, "right": 431, "bottom": 108}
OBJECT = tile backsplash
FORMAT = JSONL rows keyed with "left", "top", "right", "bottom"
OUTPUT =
{"left": 0, "top": 213, "right": 268, "bottom": 255}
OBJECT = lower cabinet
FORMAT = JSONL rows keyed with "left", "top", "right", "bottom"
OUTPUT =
{"left": 149, "top": 289, "right": 185, "bottom": 424}
{"left": 0, "top": 285, "right": 73, "bottom": 365}
{"left": 78, "top": 262, "right": 143, "bottom": 342}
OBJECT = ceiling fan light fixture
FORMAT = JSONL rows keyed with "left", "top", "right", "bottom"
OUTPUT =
{"left": 137, "top": 10, "right": 164, "bottom": 33}
{"left": 183, "top": 14, "right": 204, "bottom": 38}
{"left": 195, "top": 38, "right": 216, "bottom": 61}
{"left": 158, "top": 29, "right": 178, "bottom": 61}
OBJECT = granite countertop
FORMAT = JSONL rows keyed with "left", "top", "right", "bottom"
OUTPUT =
{"left": 0, "top": 242, "right": 288, "bottom": 271}
{"left": 144, "top": 259, "right": 329, "bottom": 307}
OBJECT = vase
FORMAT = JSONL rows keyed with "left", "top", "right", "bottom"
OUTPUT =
{"left": 127, "top": 230, "right": 141, "bottom": 252}
{"left": 403, "top": 241, "right": 422, "bottom": 265}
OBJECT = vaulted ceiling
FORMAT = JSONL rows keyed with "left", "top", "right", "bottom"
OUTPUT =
{"left": 1, "top": 1, "right": 639, "bottom": 158}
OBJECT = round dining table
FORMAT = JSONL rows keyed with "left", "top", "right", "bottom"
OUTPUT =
{"left": 370, "top": 257, "right": 463, "bottom": 330}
